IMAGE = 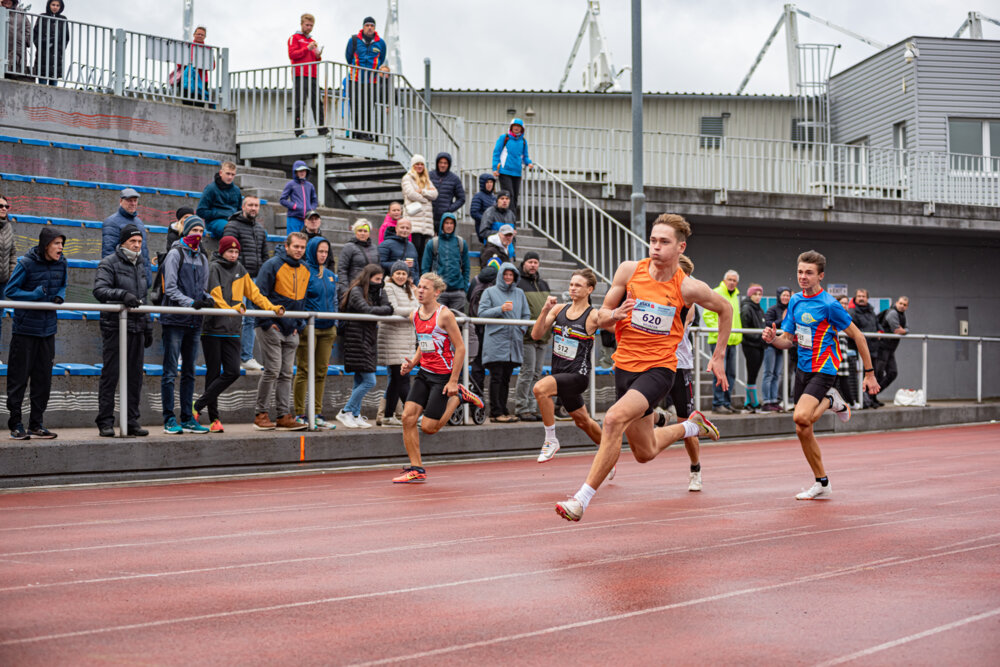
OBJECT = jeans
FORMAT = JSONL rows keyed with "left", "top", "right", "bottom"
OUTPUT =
{"left": 514, "top": 339, "right": 546, "bottom": 414}
{"left": 498, "top": 174, "right": 522, "bottom": 221}
{"left": 286, "top": 217, "right": 304, "bottom": 234}
{"left": 6, "top": 334, "right": 55, "bottom": 430}
{"left": 712, "top": 345, "right": 737, "bottom": 408}
{"left": 240, "top": 313, "right": 256, "bottom": 362}
{"left": 343, "top": 372, "right": 376, "bottom": 417}
{"left": 761, "top": 345, "right": 783, "bottom": 404}
{"left": 161, "top": 324, "right": 200, "bottom": 423}
{"left": 206, "top": 218, "right": 229, "bottom": 239}
{"left": 438, "top": 289, "right": 468, "bottom": 314}
{"left": 255, "top": 325, "right": 298, "bottom": 417}
{"left": 96, "top": 327, "right": 144, "bottom": 429}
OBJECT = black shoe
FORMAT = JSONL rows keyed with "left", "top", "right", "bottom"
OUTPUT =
{"left": 294, "top": 130, "right": 304, "bottom": 137}
{"left": 10, "top": 424, "right": 30, "bottom": 440}
{"left": 28, "top": 427, "right": 57, "bottom": 439}
{"left": 98, "top": 426, "right": 116, "bottom": 437}
{"left": 553, "top": 406, "right": 572, "bottom": 421}
{"left": 517, "top": 413, "right": 540, "bottom": 422}
{"left": 128, "top": 426, "right": 150, "bottom": 437}
{"left": 317, "top": 127, "right": 329, "bottom": 136}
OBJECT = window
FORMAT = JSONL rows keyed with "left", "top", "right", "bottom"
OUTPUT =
{"left": 846, "top": 138, "right": 869, "bottom": 185}
{"left": 893, "top": 121, "right": 908, "bottom": 173}
{"left": 699, "top": 116, "right": 723, "bottom": 149}
{"left": 949, "top": 119, "right": 1000, "bottom": 171}
{"left": 791, "top": 118, "right": 815, "bottom": 145}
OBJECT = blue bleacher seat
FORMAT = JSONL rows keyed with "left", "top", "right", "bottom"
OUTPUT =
{"left": 65, "top": 180, "right": 99, "bottom": 189}
{"left": 469, "top": 251, "right": 481, "bottom": 258}
{"left": 195, "top": 158, "right": 221, "bottom": 166}
{"left": 10, "top": 214, "right": 49, "bottom": 225}
{"left": 95, "top": 182, "right": 121, "bottom": 190}
{"left": 56, "top": 310, "right": 84, "bottom": 320}
{"left": 20, "top": 138, "right": 49, "bottom": 147}
{"left": 82, "top": 145, "right": 113, "bottom": 154}
{"left": 1, "top": 173, "right": 32, "bottom": 182}
{"left": 595, "top": 367, "right": 613, "bottom": 375}
{"left": 132, "top": 186, "right": 158, "bottom": 195}
{"left": 140, "top": 152, "right": 172, "bottom": 160}
{"left": 54, "top": 363, "right": 101, "bottom": 376}
{"left": 169, "top": 155, "right": 196, "bottom": 163}
{"left": 0, "top": 135, "right": 20, "bottom": 144}
{"left": 35, "top": 177, "right": 66, "bottom": 186}
{"left": 48, "top": 217, "right": 85, "bottom": 227}
{"left": 83, "top": 221, "right": 103, "bottom": 230}
{"left": 142, "top": 364, "right": 162, "bottom": 376}
{"left": 266, "top": 234, "right": 285, "bottom": 243}
{"left": 67, "top": 259, "right": 99, "bottom": 268}
{"left": 51, "top": 141, "right": 82, "bottom": 150}
{"left": 112, "top": 149, "right": 142, "bottom": 157}
{"left": 78, "top": 311, "right": 101, "bottom": 320}
{"left": 158, "top": 188, "right": 188, "bottom": 197}
{"left": 146, "top": 225, "right": 169, "bottom": 234}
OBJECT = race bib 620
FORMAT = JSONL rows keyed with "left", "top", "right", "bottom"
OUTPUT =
{"left": 631, "top": 299, "right": 676, "bottom": 335}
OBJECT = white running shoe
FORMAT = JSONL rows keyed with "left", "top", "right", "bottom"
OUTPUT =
{"left": 689, "top": 471, "right": 703, "bottom": 492}
{"left": 240, "top": 358, "right": 264, "bottom": 372}
{"left": 382, "top": 416, "right": 404, "bottom": 427}
{"left": 608, "top": 465, "right": 616, "bottom": 481}
{"left": 537, "top": 440, "right": 560, "bottom": 463}
{"left": 336, "top": 411, "right": 359, "bottom": 428}
{"left": 687, "top": 410, "right": 721, "bottom": 441}
{"left": 355, "top": 415, "right": 373, "bottom": 429}
{"left": 826, "top": 387, "right": 851, "bottom": 423}
{"left": 556, "top": 498, "right": 584, "bottom": 522}
{"left": 796, "top": 481, "right": 832, "bottom": 500}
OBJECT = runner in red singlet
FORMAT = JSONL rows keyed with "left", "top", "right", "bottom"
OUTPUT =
{"left": 394, "top": 273, "right": 484, "bottom": 483}
{"left": 556, "top": 214, "right": 735, "bottom": 522}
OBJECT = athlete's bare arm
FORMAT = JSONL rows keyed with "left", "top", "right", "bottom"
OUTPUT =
{"left": 438, "top": 307, "right": 465, "bottom": 396}
{"left": 597, "top": 261, "right": 638, "bottom": 330}
{"left": 681, "top": 276, "right": 733, "bottom": 390}
{"left": 843, "top": 322, "right": 881, "bottom": 394}
{"left": 531, "top": 297, "right": 563, "bottom": 340}
{"left": 762, "top": 324, "right": 795, "bottom": 349}
{"left": 585, "top": 306, "right": 601, "bottom": 335}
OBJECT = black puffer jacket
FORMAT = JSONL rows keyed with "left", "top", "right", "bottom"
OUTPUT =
{"left": 428, "top": 152, "right": 467, "bottom": 230}
{"left": 337, "top": 238, "right": 379, "bottom": 299}
{"left": 93, "top": 247, "right": 152, "bottom": 334}
{"left": 341, "top": 283, "right": 392, "bottom": 373}
{"left": 849, "top": 301, "right": 879, "bottom": 352}
{"left": 740, "top": 297, "right": 765, "bottom": 348}
{"left": 221, "top": 212, "right": 270, "bottom": 278}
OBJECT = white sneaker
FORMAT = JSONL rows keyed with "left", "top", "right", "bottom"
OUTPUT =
{"left": 796, "top": 481, "right": 832, "bottom": 500}
{"left": 826, "top": 387, "right": 851, "bottom": 423}
{"left": 688, "top": 470, "right": 703, "bottom": 492}
{"left": 537, "top": 440, "right": 560, "bottom": 463}
{"left": 687, "top": 410, "right": 721, "bottom": 441}
{"left": 608, "top": 465, "right": 616, "bottom": 481}
{"left": 555, "top": 498, "right": 584, "bottom": 522}
{"left": 383, "top": 416, "right": 404, "bottom": 426}
{"left": 314, "top": 416, "right": 336, "bottom": 430}
{"left": 355, "top": 415, "right": 373, "bottom": 429}
{"left": 240, "top": 358, "right": 264, "bottom": 372}
{"left": 336, "top": 411, "right": 359, "bottom": 428}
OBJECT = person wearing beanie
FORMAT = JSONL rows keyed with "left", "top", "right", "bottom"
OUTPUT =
{"left": 166, "top": 207, "right": 195, "bottom": 250}
{"left": 102, "top": 188, "right": 152, "bottom": 287}
{"left": 761, "top": 286, "right": 793, "bottom": 412}
{"left": 345, "top": 15, "right": 387, "bottom": 141}
{"left": 93, "top": 223, "right": 154, "bottom": 438}
{"left": 378, "top": 217, "right": 420, "bottom": 283}
{"left": 491, "top": 118, "right": 534, "bottom": 220}
{"left": 288, "top": 13, "right": 328, "bottom": 137}
{"left": 4, "top": 227, "right": 67, "bottom": 439}
{"left": 400, "top": 154, "right": 438, "bottom": 261}
{"left": 160, "top": 215, "right": 214, "bottom": 435}
{"left": 280, "top": 161, "right": 319, "bottom": 234}
{"left": 421, "top": 212, "right": 470, "bottom": 312}
{"left": 376, "top": 259, "right": 417, "bottom": 426}
{"left": 740, "top": 283, "right": 766, "bottom": 413}
{"left": 195, "top": 236, "right": 283, "bottom": 433}
{"left": 478, "top": 189, "right": 516, "bottom": 243}
{"left": 514, "top": 250, "right": 551, "bottom": 421}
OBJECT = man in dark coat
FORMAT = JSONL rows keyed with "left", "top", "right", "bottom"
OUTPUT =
{"left": 101, "top": 188, "right": 152, "bottom": 287}
{"left": 93, "top": 225, "right": 153, "bottom": 437}
{"left": 3, "top": 227, "right": 67, "bottom": 439}
{"left": 429, "top": 152, "right": 466, "bottom": 231}
{"left": 850, "top": 288, "right": 880, "bottom": 408}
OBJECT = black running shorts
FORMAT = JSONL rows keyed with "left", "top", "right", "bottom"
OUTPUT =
{"left": 662, "top": 368, "right": 694, "bottom": 419}
{"left": 552, "top": 373, "right": 589, "bottom": 413}
{"left": 614, "top": 367, "right": 675, "bottom": 417}
{"left": 793, "top": 368, "right": 836, "bottom": 404}
{"left": 406, "top": 369, "right": 452, "bottom": 421}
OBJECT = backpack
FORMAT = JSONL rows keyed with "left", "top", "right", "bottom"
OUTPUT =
{"left": 428, "top": 235, "right": 467, "bottom": 274}
{"left": 149, "top": 251, "right": 167, "bottom": 305}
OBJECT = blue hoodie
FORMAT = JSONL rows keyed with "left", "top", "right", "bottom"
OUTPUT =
{"left": 492, "top": 118, "right": 532, "bottom": 177}
{"left": 304, "top": 236, "right": 338, "bottom": 329}
{"left": 279, "top": 160, "right": 319, "bottom": 221}
{"left": 469, "top": 172, "right": 496, "bottom": 226}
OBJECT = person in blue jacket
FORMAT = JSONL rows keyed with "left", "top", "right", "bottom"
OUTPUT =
{"left": 429, "top": 152, "right": 466, "bottom": 229}
{"left": 101, "top": 188, "right": 152, "bottom": 287}
{"left": 4, "top": 227, "right": 67, "bottom": 440}
{"left": 279, "top": 160, "right": 319, "bottom": 234}
{"left": 469, "top": 172, "right": 496, "bottom": 237}
{"left": 378, "top": 218, "right": 420, "bottom": 283}
{"left": 197, "top": 161, "right": 242, "bottom": 239}
{"left": 292, "top": 236, "right": 339, "bottom": 428}
{"left": 345, "top": 16, "right": 387, "bottom": 141}
{"left": 421, "top": 212, "right": 470, "bottom": 312}
{"left": 491, "top": 118, "right": 534, "bottom": 220}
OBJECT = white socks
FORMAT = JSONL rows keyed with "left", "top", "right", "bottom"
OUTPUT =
{"left": 544, "top": 424, "right": 557, "bottom": 442}
{"left": 573, "top": 483, "right": 596, "bottom": 509}
{"left": 682, "top": 420, "right": 701, "bottom": 439}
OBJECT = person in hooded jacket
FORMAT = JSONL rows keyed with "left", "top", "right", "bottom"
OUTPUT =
{"left": 160, "top": 216, "right": 214, "bottom": 435}
{"left": 4, "top": 227, "right": 67, "bottom": 439}
{"left": 378, "top": 218, "right": 419, "bottom": 283}
{"left": 478, "top": 191, "right": 517, "bottom": 242}
{"left": 478, "top": 262, "right": 531, "bottom": 422}
{"left": 378, "top": 260, "right": 418, "bottom": 426}
{"left": 3, "top": 0, "right": 33, "bottom": 82}
{"left": 421, "top": 212, "right": 470, "bottom": 312}
{"left": 429, "top": 152, "right": 466, "bottom": 228}
{"left": 338, "top": 219, "right": 379, "bottom": 299}
{"left": 194, "top": 236, "right": 283, "bottom": 433}
{"left": 33, "top": 0, "right": 70, "bottom": 86}
{"left": 761, "top": 286, "right": 792, "bottom": 412}
{"left": 469, "top": 173, "right": 496, "bottom": 240}
{"left": 291, "top": 236, "right": 339, "bottom": 428}
{"left": 513, "top": 252, "right": 551, "bottom": 421}
{"left": 378, "top": 201, "right": 407, "bottom": 245}
{"left": 400, "top": 154, "right": 438, "bottom": 262}
{"left": 480, "top": 224, "right": 517, "bottom": 270}
{"left": 93, "top": 225, "right": 153, "bottom": 438}
{"left": 336, "top": 263, "right": 393, "bottom": 428}
{"left": 280, "top": 161, "right": 319, "bottom": 234}
{"left": 740, "top": 284, "right": 766, "bottom": 413}
{"left": 491, "top": 118, "right": 534, "bottom": 220}
{"left": 288, "top": 13, "right": 327, "bottom": 137}
{"left": 197, "top": 162, "right": 242, "bottom": 239}
{"left": 466, "top": 264, "right": 497, "bottom": 396}
{"left": 102, "top": 188, "right": 152, "bottom": 287}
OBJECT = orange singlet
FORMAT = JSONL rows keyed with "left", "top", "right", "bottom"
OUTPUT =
{"left": 612, "top": 258, "right": 687, "bottom": 372}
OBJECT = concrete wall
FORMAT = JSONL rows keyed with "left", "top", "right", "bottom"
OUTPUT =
{"left": 0, "top": 80, "right": 236, "bottom": 159}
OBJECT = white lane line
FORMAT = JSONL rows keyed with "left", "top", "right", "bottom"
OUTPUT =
{"left": 936, "top": 492, "right": 1000, "bottom": 506}
{"left": 930, "top": 531, "right": 1000, "bottom": 550}
{"left": 811, "top": 607, "right": 1000, "bottom": 667}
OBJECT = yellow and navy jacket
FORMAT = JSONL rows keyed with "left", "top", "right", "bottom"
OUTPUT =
{"left": 255, "top": 253, "right": 310, "bottom": 335}
{"left": 203, "top": 253, "right": 281, "bottom": 337}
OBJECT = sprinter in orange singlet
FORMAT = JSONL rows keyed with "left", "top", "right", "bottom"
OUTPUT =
{"left": 556, "top": 214, "right": 735, "bottom": 522}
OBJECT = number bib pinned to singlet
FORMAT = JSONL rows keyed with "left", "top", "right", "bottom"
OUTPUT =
{"left": 795, "top": 324, "right": 813, "bottom": 349}
{"left": 418, "top": 333, "right": 436, "bottom": 353}
{"left": 552, "top": 334, "right": 579, "bottom": 360}
{"left": 630, "top": 299, "right": 676, "bottom": 335}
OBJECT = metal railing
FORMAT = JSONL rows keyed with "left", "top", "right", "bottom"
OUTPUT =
{"left": 689, "top": 326, "right": 1000, "bottom": 411}
{"left": 1, "top": 8, "right": 230, "bottom": 108}
{"left": 230, "top": 61, "right": 459, "bottom": 163}
{"left": 450, "top": 119, "right": 1000, "bottom": 208}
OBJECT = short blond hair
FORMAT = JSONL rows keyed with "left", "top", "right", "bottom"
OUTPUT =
{"left": 220, "top": 161, "right": 237, "bottom": 171}
{"left": 420, "top": 272, "right": 446, "bottom": 293}
{"left": 301, "top": 13, "right": 315, "bottom": 23}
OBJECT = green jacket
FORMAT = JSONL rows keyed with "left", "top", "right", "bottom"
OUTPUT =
{"left": 702, "top": 280, "right": 742, "bottom": 345}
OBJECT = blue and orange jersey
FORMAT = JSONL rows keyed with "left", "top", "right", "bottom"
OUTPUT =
{"left": 781, "top": 289, "right": 853, "bottom": 375}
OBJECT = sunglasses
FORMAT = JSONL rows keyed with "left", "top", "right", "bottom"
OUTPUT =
{"left": 0, "top": 204, "right": 10, "bottom": 209}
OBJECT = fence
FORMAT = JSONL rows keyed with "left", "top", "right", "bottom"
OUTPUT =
{"left": 450, "top": 119, "right": 1000, "bottom": 208}
{"left": 1, "top": 8, "right": 229, "bottom": 108}
{"left": 230, "top": 61, "right": 459, "bottom": 163}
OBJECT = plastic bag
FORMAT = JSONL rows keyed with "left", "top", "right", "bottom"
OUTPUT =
{"left": 893, "top": 388, "right": 926, "bottom": 407}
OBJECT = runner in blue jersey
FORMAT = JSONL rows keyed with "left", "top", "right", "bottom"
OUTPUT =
{"left": 762, "top": 250, "right": 879, "bottom": 500}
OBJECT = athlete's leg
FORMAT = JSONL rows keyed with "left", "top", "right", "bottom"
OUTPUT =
{"left": 793, "top": 394, "right": 826, "bottom": 478}
{"left": 625, "top": 412, "right": 688, "bottom": 463}
{"left": 584, "top": 390, "right": 648, "bottom": 489}
{"left": 683, "top": 436, "right": 700, "bottom": 466}
{"left": 569, "top": 405, "right": 602, "bottom": 445}
{"left": 401, "top": 401, "right": 424, "bottom": 467}
{"left": 533, "top": 376, "right": 558, "bottom": 426}
{"left": 421, "top": 395, "right": 460, "bottom": 434}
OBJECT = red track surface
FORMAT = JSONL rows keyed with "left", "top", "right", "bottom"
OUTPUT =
{"left": 1, "top": 424, "right": 999, "bottom": 665}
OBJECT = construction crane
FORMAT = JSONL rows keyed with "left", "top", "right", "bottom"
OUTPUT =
{"left": 953, "top": 11, "right": 1000, "bottom": 38}
{"left": 559, "top": 0, "right": 627, "bottom": 92}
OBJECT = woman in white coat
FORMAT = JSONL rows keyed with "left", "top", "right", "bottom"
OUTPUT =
{"left": 400, "top": 154, "right": 438, "bottom": 263}
{"left": 377, "top": 261, "right": 418, "bottom": 425}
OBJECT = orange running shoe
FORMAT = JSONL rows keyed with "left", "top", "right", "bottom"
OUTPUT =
{"left": 392, "top": 466, "right": 427, "bottom": 483}
{"left": 457, "top": 384, "right": 484, "bottom": 409}
{"left": 209, "top": 419, "right": 224, "bottom": 433}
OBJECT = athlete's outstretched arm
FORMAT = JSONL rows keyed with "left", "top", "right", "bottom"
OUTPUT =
{"left": 596, "top": 261, "right": 637, "bottom": 330}
{"left": 762, "top": 323, "right": 795, "bottom": 349}
{"left": 439, "top": 307, "right": 466, "bottom": 396}
{"left": 843, "top": 322, "right": 881, "bottom": 394}
{"left": 683, "top": 277, "right": 733, "bottom": 390}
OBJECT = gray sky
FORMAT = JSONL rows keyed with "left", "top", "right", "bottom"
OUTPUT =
{"left": 60, "top": 0, "right": 995, "bottom": 95}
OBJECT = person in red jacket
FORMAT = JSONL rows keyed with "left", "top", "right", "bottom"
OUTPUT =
{"left": 287, "top": 13, "right": 328, "bottom": 137}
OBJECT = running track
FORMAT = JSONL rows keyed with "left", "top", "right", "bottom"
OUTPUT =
{"left": 1, "top": 423, "right": 998, "bottom": 665}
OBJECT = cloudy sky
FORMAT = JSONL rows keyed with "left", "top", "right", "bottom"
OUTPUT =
{"left": 60, "top": 0, "right": 994, "bottom": 95}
